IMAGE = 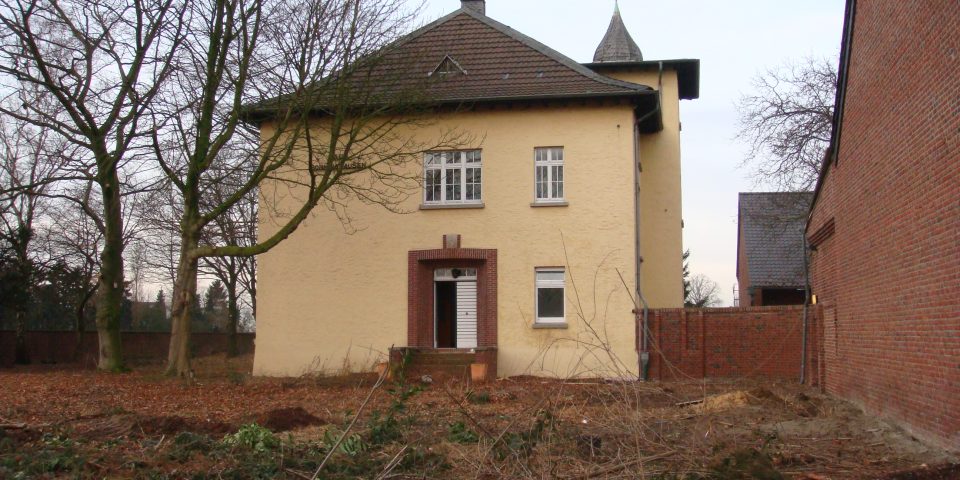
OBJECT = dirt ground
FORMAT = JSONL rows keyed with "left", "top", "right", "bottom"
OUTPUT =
{"left": 0, "top": 355, "right": 955, "bottom": 479}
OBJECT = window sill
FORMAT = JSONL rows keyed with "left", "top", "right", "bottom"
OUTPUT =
{"left": 533, "top": 322, "right": 568, "bottom": 330}
{"left": 530, "top": 200, "right": 568, "bottom": 208}
{"left": 419, "top": 203, "right": 484, "bottom": 210}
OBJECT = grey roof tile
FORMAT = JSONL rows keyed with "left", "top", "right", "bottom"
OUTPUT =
{"left": 593, "top": 3, "right": 643, "bottom": 62}
{"left": 738, "top": 192, "right": 813, "bottom": 288}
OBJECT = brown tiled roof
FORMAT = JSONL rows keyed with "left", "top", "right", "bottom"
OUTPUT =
{"left": 381, "top": 8, "right": 653, "bottom": 102}
{"left": 246, "top": 8, "right": 655, "bottom": 117}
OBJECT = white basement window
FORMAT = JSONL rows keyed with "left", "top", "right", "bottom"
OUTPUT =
{"left": 424, "top": 150, "right": 482, "bottom": 206}
{"left": 535, "top": 268, "right": 565, "bottom": 325}
{"left": 534, "top": 147, "right": 564, "bottom": 203}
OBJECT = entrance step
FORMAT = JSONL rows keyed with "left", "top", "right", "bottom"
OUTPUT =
{"left": 394, "top": 349, "right": 476, "bottom": 381}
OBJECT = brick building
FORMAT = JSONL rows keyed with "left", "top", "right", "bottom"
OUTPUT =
{"left": 806, "top": 0, "right": 959, "bottom": 451}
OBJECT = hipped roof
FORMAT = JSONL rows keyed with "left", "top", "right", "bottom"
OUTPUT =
{"left": 245, "top": 7, "right": 660, "bottom": 125}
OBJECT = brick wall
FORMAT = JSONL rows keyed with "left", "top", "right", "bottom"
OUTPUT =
{"left": 642, "top": 306, "right": 819, "bottom": 382}
{"left": 806, "top": 0, "right": 960, "bottom": 451}
{"left": 0, "top": 331, "right": 255, "bottom": 368}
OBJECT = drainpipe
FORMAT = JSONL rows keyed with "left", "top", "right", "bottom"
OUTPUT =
{"left": 634, "top": 62, "right": 663, "bottom": 381}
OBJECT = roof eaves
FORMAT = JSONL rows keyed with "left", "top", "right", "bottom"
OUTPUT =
{"left": 436, "top": 90, "right": 655, "bottom": 104}
{"left": 808, "top": 0, "right": 857, "bottom": 232}
{"left": 583, "top": 59, "right": 701, "bottom": 100}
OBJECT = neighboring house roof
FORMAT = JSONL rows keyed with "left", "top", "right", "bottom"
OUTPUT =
{"left": 244, "top": 7, "right": 660, "bottom": 123}
{"left": 737, "top": 192, "right": 813, "bottom": 288}
{"left": 593, "top": 3, "right": 644, "bottom": 62}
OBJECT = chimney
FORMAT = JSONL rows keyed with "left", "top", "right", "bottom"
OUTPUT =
{"left": 461, "top": 0, "right": 485, "bottom": 15}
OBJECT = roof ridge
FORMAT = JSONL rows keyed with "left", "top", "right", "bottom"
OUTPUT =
{"left": 740, "top": 191, "right": 814, "bottom": 195}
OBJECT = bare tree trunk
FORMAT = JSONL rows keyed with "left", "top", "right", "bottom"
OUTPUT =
{"left": 74, "top": 300, "right": 86, "bottom": 362}
{"left": 74, "top": 283, "right": 97, "bottom": 362}
{"left": 13, "top": 311, "right": 29, "bottom": 365}
{"left": 95, "top": 169, "right": 126, "bottom": 372}
{"left": 13, "top": 236, "right": 31, "bottom": 364}
{"left": 166, "top": 225, "right": 199, "bottom": 377}
{"left": 226, "top": 271, "right": 239, "bottom": 357}
{"left": 248, "top": 259, "right": 257, "bottom": 320}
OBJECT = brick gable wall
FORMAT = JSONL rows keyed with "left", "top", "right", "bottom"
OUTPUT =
{"left": 807, "top": 0, "right": 960, "bottom": 451}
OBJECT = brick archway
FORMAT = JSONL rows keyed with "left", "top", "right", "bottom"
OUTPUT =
{"left": 407, "top": 247, "right": 497, "bottom": 349}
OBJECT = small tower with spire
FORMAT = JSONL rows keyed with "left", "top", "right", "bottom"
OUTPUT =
{"left": 593, "top": 1, "right": 643, "bottom": 62}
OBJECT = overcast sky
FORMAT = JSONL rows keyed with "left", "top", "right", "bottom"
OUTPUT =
{"left": 414, "top": 0, "right": 846, "bottom": 305}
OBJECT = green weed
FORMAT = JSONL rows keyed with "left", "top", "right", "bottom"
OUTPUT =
{"left": 221, "top": 424, "right": 279, "bottom": 454}
{"left": 467, "top": 390, "right": 491, "bottom": 404}
{"left": 447, "top": 421, "right": 479, "bottom": 443}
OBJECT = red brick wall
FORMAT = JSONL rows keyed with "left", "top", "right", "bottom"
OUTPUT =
{"left": 643, "top": 306, "right": 819, "bottom": 382}
{"left": 807, "top": 0, "right": 960, "bottom": 451}
{"left": 0, "top": 331, "right": 255, "bottom": 368}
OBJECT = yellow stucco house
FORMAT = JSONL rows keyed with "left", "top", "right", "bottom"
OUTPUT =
{"left": 252, "top": 0, "right": 699, "bottom": 379}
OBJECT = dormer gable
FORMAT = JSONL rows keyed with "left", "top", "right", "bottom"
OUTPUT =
{"left": 429, "top": 55, "right": 467, "bottom": 77}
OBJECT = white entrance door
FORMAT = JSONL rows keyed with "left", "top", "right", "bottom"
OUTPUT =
{"left": 456, "top": 281, "right": 478, "bottom": 349}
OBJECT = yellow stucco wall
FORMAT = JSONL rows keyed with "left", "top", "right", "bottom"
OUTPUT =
{"left": 253, "top": 91, "right": 684, "bottom": 378}
{"left": 610, "top": 69, "right": 686, "bottom": 308}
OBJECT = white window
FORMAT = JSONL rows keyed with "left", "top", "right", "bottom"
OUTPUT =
{"left": 535, "top": 268, "right": 565, "bottom": 324}
{"left": 534, "top": 147, "right": 564, "bottom": 202}
{"left": 424, "top": 150, "right": 482, "bottom": 205}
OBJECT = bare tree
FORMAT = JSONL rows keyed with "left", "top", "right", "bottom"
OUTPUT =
{"left": 200, "top": 177, "right": 257, "bottom": 356}
{"left": 127, "top": 239, "right": 149, "bottom": 304}
{"left": 40, "top": 192, "right": 103, "bottom": 358}
{"left": 0, "top": 0, "right": 185, "bottom": 371}
{"left": 737, "top": 56, "right": 837, "bottom": 191}
{"left": 152, "top": 0, "right": 466, "bottom": 376}
{"left": 0, "top": 111, "right": 65, "bottom": 363}
{"left": 686, "top": 273, "right": 720, "bottom": 308}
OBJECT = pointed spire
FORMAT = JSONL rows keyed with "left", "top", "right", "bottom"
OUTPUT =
{"left": 593, "top": 1, "right": 643, "bottom": 62}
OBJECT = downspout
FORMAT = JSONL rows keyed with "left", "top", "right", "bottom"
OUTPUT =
{"left": 634, "top": 61, "right": 663, "bottom": 381}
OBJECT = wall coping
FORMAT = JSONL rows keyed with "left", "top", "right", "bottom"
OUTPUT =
{"left": 645, "top": 305, "right": 808, "bottom": 314}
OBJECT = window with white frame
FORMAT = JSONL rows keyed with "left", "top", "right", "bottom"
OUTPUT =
{"left": 424, "top": 150, "right": 482, "bottom": 205}
{"left": 534, "top": 147, "right": 564, "bottom": 202}
{"left": 535, "top": 268, "right": 565, "bottom": 324}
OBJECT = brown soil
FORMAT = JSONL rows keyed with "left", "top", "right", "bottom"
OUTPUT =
{"left": 252, "top": 406, "right": 325, "bottom": 432}
{"left": 883, "top": 463, "right": 960, "bottom": 480}
{"left": 0, "top": 355, "right": 955, "bottom": 479}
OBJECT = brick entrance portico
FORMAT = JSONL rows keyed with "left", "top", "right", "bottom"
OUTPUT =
{"left": 404, "top": 237, "right": 497, "bottom": 379}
